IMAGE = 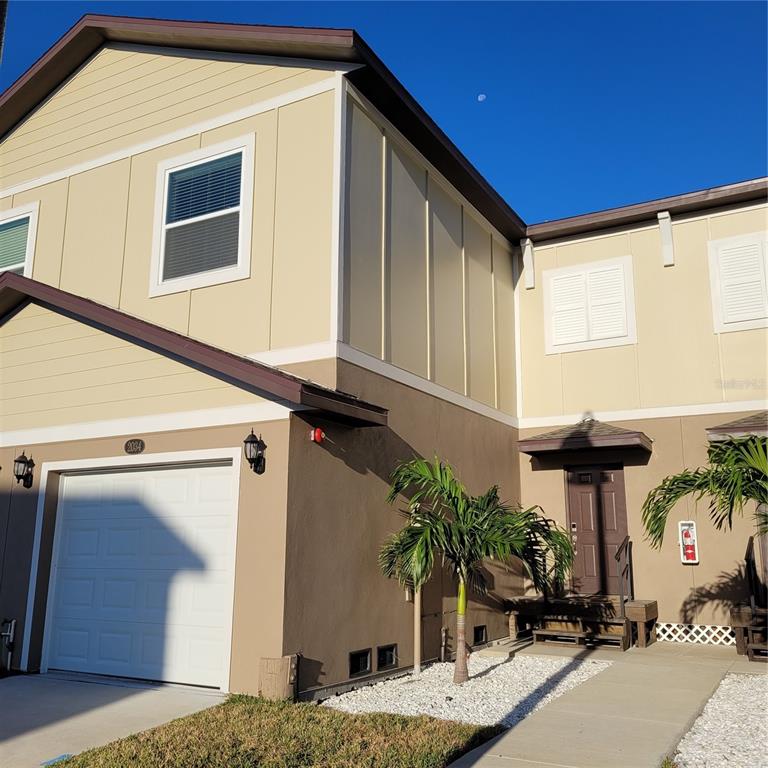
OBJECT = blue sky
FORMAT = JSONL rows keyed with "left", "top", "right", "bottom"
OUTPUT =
{"left": 1, "top": 1, "right": 766, "bottom": 222}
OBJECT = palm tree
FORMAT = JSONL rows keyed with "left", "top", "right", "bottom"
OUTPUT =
{"left": 379, "top": 457, "right": 573, "bottom": 684}
{"left": 642, "top": 436, "right": 768, "bottom": 548}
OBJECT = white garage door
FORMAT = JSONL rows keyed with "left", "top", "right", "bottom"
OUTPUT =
{"left": 45, "top": 463, "right": 238, "bottom": 688}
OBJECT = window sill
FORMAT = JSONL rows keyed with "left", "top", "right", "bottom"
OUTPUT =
{"left": 149, "top": 264, "right": 251, "bottom": 297}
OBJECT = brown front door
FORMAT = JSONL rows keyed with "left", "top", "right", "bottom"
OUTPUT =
{"left": 565, "top": 465, "right": 628, "bottom": 595}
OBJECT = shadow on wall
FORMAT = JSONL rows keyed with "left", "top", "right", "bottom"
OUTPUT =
{"left": 0, "top": 486, "right": 208, "bottom": 743}
{"left": 679, "top": 564, "right": 752, "bottom": 624}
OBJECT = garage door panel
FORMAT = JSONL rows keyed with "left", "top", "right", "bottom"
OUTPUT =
{"left": 47, "top": 464, "right": 237, "bottom": 688}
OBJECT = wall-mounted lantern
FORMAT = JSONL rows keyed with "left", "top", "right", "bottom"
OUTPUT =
{"left": 13, "top": 452, "right": 35, "bottom": 488}
{"left": 243, "top": 430, "right": 267, "bottom": 475}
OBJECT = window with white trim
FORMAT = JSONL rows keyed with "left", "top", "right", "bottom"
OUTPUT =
{"left": 543, "top": 255, "right": 637, "bottom": 354}
{"left": 708, "top": 232, "right": 768, "bottom": 333}
{"left": 0, "top": 203, "right": 38, "bottom": 277}
{"left": 151, "top": 136, "right": 254, "bottom": 296}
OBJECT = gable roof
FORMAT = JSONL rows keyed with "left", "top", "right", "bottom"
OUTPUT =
{"left": 0, "top": 14, "right": 526, "bottom": 242}
{"left": 706, "top": 411, "right": 768, "bottom": 441}
{"left": 0, "top": 272, "right": 387, "bottom": 426}
{"left": 518, "top": 418, "right": 653, "bottom": 454}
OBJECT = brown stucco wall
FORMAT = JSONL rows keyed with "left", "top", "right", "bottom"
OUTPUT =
{"left": 0, "top": 420, "right": 290, "bottom": 695}
{"left": 282, "top": 361, "right": 523, "bottom": 692}
{"left": 518, "top": 411, "right": 762, "bottom": 626}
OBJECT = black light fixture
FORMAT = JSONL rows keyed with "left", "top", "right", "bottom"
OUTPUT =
{"left": 13, "top": 452, "right": 35, "bottom": 489}
{"left": 243, "top": 430, "right": 267, "bottom": 475}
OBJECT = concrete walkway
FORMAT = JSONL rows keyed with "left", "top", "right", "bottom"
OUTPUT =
{"left": 0, "top": 673, "right": 223, "bottom": 768}
{"left": 452, "top": 642, "right": 765, "bottom": 768}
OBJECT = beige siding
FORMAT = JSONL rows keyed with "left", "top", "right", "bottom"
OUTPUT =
{"left": 493, "top": 238, "right": 517, "bottom": 414}
{"left": 343, "top": 104, "right": 383, "bottom": 356}
{"left": 429, "top": 179, "right": 464, "bottom": 394}
{"left": 1, "top": 45, "right": 332, "bottom": 189}
{"left": 343, "top": 99, "right": 518, "bottom": 413}
{"left": 387, "top": 143, "right": 428, "bottom": 376}
{"left": 60, "top": 160, "right": 130, "bottom": 307}
{"left": 464, "top": 213, "right": 495, "bottom": 406}
{"left": 1, "top": 46, "right": 337, "bottom": 359}
{"left": 519, "top": 204, "right": 768, "bottom": 417}
{"left": 0, "top": 304, "right": 264, "bottom": 431}
{"left": 270, "top": 92, "right": 335, "bottom": 349}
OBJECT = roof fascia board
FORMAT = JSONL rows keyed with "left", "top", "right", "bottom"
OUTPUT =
{"left": 527, "top": 179, "right": 768, "bottom": 242}
{"left": 518, "top": 432, "right": 653, "bottom": 454}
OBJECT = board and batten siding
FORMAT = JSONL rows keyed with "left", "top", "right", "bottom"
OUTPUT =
{"left": 0, "top": 45, "right": 336, "bottom": 363}
{"left": 0, "top": 303, "right": 265, "bottom": 432}
{"left": 343, "top": 99, "right": 517, "bottom": 414}
{"left": 1, "top": 45, "right": 333, "bottom": 189}
{"left": 520, "top": 204, "right": 768, "bottom": 418}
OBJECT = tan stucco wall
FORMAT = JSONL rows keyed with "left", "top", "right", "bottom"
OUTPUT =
{"left": 0, "top": 420, "right": 290, "bottom": 695}
{"left": 282, "top": 361, "right": 523, "bottom": 691}
{"left": 520, "top": 204, "right": 768, "bottom": 418}
{"left": 343, "top": 98, "right": 518, "bottom": 414}
{"left": 0, "top": 46, "right": 336, "bottom": 358}
{"left": 518, "top": 411, "right": 762, "bottom": 625}
{"left": 0, "top": 303, "right": 267, "bottom": 431}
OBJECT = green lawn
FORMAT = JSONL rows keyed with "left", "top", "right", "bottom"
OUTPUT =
{"left": 62, "top": 694, "right": 500, "bottom": 768}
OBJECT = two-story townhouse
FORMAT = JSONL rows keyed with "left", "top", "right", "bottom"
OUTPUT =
{"left": 0, "top": 15, "right": 765, "bottom": 697}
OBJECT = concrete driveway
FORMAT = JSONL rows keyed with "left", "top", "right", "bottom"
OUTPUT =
{"left": 0, "top": 673, "right": 224, "bottom": 767}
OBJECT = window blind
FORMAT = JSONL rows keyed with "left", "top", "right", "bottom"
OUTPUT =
{"left": 163, "top": 212, "right": 240, "bottom": 281}
{"left": 166, "top": 153, "right": 242, "bottom": 224}
{"left": 0, "top": 217, "right": 30, "bottom": 272}
{"left": 161, "top": 151, "right": 243, "bottom": 282}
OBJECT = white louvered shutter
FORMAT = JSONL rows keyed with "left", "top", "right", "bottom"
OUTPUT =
{"left": 551, "top": 272, "right": 588, "bottom": 346}
{"left": 716, "top": 239, "right": 768, "bottom": 326}
{"left": 587, "top": 263, "right": 627, "bottom": 340}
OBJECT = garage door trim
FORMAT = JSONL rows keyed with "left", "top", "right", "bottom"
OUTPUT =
{"left": 22, "top": 448, "right": 242, "bottom": 692}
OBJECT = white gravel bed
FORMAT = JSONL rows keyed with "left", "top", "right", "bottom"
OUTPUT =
{"left": 674, "top": 673, "right": 768, "bottom": 768}
{"left": 322, "top": 654, "right": 610, "bottom": 728}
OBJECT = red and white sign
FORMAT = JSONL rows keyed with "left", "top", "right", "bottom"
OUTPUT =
{"left": 678, "top": 520, "right": 699, "bottom": 564}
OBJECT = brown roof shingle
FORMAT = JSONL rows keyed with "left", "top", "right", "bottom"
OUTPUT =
{"left": 518, "top": 418, "right": 652, "bottom": 454}
{"left": 706, "top": 411, "right": 768, "bottom": 440}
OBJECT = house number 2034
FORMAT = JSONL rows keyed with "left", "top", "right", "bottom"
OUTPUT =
{"left": 124, "top": 439, "right": 146, "bottom": 455}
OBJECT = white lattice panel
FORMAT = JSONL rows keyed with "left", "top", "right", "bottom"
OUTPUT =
{"left": 656, "top": 622, "right": 735, "bottom": 646}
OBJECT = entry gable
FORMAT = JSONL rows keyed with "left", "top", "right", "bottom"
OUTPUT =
{"left": 0, "top": 273, "right": 387, "bottom": 435}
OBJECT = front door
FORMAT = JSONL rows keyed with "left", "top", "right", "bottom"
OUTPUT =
{"left": 565, "top": 465, "right": 628, "bottom": 595}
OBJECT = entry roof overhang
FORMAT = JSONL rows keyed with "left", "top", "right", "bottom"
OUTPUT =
{"left": 518, "top": 418, "right": 653, "bottom": 455}
{"left": 706, "top": 411, "right": 768, "bottom": 442}
{"left": 0, "top": 272, "right": 388, "bottom": 427}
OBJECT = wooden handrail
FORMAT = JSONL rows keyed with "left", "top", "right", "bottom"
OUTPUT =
{"left": 615, "top": 535, "right": 634, "bottom": 618}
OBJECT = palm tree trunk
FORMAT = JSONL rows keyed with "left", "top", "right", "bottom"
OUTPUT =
{"left": 413, "top": 586, "right": 421, "bottom": 677}
{"left": 453, "top": 578, "right": 469, "bottom": 684}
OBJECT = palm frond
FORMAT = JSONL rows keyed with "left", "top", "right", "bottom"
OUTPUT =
{"left": 381, "top": 457, "right": 574, "bottom": 598}
{"left": 642, "top": 436, "right": 768, "bottom": 548}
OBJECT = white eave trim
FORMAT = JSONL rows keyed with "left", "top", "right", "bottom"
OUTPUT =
{"left": 0, "top": 402, "right": 292, "bottom": 448}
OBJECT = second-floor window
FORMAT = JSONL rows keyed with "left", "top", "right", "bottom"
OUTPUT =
{"left": 151, "top": 136, "right": 254, "bottom": 296}
{"left": 543, "top": 255, "right": 637, "bottom": 354}
{"left": 708, "top": 232, "right": 768, "bottom": 333}
{"left": 0, "top": 203, "right": 38, "bottom": 277}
